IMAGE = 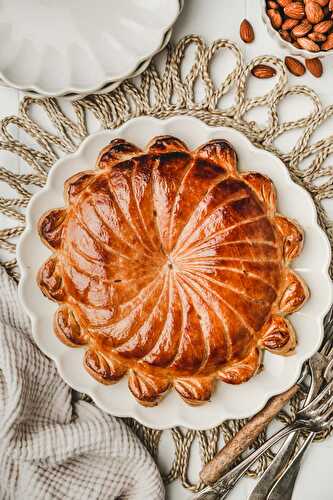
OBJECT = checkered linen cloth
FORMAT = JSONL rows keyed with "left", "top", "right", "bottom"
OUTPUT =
{"left": 0, "top": 266, "right": 165, "bottom": 500}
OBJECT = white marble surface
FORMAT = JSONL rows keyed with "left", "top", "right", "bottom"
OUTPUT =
{"left": 0, "top": 1, "right": 332, "bottom": 498}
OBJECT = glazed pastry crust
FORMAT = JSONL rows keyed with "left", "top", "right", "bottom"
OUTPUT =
{"left": 37, "top": 136, "right": 309, "bottom": 406}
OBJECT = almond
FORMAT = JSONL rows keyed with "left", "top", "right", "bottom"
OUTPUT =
{"left": 267, "top": 8, "right": 283, "bottom": 28}
{"left": 285, "top": 56, "right": 306, "bottom": 75}
{"left": 284, "top": 2, "right": 306, "bottom": 19}
{"left": 304, "top": 0, "right": 328, "bottom": 4}
{"left": 267, "top": 0, "right": 280, "bottom": 7}
{"left": 280, "top": 29, "right": 293, "bottom": 41}
{"left": 240, "top": 19, "right": 255, "bottom": 43}
{"left": 292, "top": 19, "right": 313, "bottom": 36}
{"left": 277, "top": 0, "right": 292, "bottom": 6}
{"left": 251, "top": 64, "right": 277, "bottom": 78}
{"left": 305, "top": 1, "right": 325, "bottom": 23}
{"left": 293, "top": 40, "right": 302, "bottom": 47}
{"left": 297, "top": 36, "right": 321, "bottom": 50}
{"left": 305, "top": 57, "right": 323, "bottom": 76}
{"left": 313, "top": 19, "right": 333, "bottom": 31}
{"left": 282, "top": 17, "right": 300, "bottom": 29}
{"left": 309, "top": 31, "right": 327, "bottom": 40}
{"left": 321, "top": 32, "right": 333, "bottom": 48}
{"left": 308, "top": 0, "right": 329, "bottom": 5}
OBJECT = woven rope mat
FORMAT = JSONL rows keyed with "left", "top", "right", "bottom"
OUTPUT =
{"left": 0, "top": 35, "right": 332, "bottom": 493}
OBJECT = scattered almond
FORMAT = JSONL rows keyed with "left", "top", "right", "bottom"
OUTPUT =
{"left": 284, "top": 2, "right": 306, "bottom": 19}
{"left": 297, "top": 36, "right": 321, "bottom": 50}
{"left": 251, "top": 64, "right": 277, "bottom": 78}
{"left": 292, "top": 19, "right": 313, "bottom": 36}
{"left": 268, "top": 8, "right": 283, "bottom": 28}
{"left": 240, "top": 19, "right": 255, "bottom": 43}
{"left": 267, "top": 0, "right": 280, "bottom": 7}
{"left": 282, "top": 17, "right": 300, "bottom": 29}
{"left": 313, "top": 18, "right": 333, "bottom": 31}
{"left": 285, "top": 56, "right": 306, "bottom": 75}
{"left": 309, "top": 31, "right": 327, "bottom": 40}
{"left": 305, "top": 1, "right": 325, "bottom": 23}
{"left": 305, "top": 57, "right": 323, "bottom": 76}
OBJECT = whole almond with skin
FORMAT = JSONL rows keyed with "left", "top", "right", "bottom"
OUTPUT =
{"left": 304, "top": 0, "right": 326, "bottom": 3}
{"left": 268, "top": 0, "right": 280, "bottom": 7}
{"left": 322, "top": 32, "right": 333, "bottom": 48}
{"left": 305, "top": 1, "right": 325, "bottom": 23}
{"left": 313, "top": 19, "right": 333, "bottom": 31}
{"left": 309, "top": 31, "right": 327, "bottom": 40}
{"left": 321, "top": 40, "right": 333, "bottom": 51}
{"left": 308, "top": 0, "right": 329, "bottom": 5}
{"left": 305, "top": 57, "right": 323, "bottom": 76}
{"left": 282, "top": 17, "right": 299, "bottom": 29}
{"left": 251, "top": 64, "right": 277, "bottom": 78}
{"left": 292, "top": 19, "right": 313, "bottom": 36}
{"left": 280, "top": 29, "right": 293, "bottom": 41}
{"left": 297, "top": 36, "right": 321, "bottom": 50}
{"left": 240, "top": 19, "right": 255, "bottom": 43}
{"left": 267, "top": 8, "right": 283, "bottom": 28}
{"left": 285, "top": 56, "right": 306, "bottom": 75}
{"left": 277, "top": 0, "right": 292, "bottom": 6}
{"left": 284, "top": 2, "right": 306, "bottom": 19}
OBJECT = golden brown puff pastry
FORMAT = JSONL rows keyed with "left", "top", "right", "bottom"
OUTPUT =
{"left": 37, "top": 136, "right": 309, "bottom": 406}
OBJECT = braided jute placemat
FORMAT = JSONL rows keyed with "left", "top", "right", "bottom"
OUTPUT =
{"left": 0, "top": 35, "right": 332, "bottom": 493}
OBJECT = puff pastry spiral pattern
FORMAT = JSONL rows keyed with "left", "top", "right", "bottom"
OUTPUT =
{"left": 37, "top": 136, "right": 309, "bottom": 406}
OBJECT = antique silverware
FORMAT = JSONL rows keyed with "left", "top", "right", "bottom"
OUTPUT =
{"left": 192, "top": 361, "right": 333, "bottom": 500}
{"left": 249, "top": 307, "right": 333, "bottom": 500}
{"left": 267, "top": 367, "right": 333, "bottom": 500}
{"left": 266, "top": 356, "right": 333, "bottom": 500}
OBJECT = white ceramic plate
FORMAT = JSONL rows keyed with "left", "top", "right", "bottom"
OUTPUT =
{"left": 0, "top": 0, "right": 181, "bottom": 96}
{"left": 17, "top": 116, "right": 332, "bottom": 430}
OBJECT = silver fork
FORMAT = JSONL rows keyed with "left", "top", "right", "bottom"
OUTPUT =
{"left": 193, "top": 363, "right": 333, "bottom": 500}
{"left": 249, "top": 308, "right": 333, "bottom": 500}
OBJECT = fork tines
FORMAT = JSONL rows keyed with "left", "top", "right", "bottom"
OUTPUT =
{"left": 299, "top": 378, "right": 333, "bottom": 420}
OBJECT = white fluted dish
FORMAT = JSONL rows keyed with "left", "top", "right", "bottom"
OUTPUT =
{"left": 0, "top": 0, "right": 181, "bottom": 96}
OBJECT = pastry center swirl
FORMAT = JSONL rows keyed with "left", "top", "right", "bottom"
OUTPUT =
{"left": 63, "top": 162, "right": 281, "bottom": 374}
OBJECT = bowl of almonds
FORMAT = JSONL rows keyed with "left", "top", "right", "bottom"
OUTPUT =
{"left": 262, "top": 0, "right": 333, "bottom": 57}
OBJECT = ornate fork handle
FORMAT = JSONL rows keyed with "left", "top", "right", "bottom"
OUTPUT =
{"left": 195, "top": 422, "right": 302, "bottom": 500}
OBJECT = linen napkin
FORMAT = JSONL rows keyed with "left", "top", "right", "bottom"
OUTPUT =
{"left": 0, "top": 266, "right": 165, "bottom": 500}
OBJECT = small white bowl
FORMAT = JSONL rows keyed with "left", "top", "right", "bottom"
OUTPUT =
{"left": 261, "top": 0, "right": 331, "bottom": 59}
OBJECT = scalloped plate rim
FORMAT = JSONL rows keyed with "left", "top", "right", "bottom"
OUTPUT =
{"left": 17, "top": 116, "right": 333, "bottom": 430}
